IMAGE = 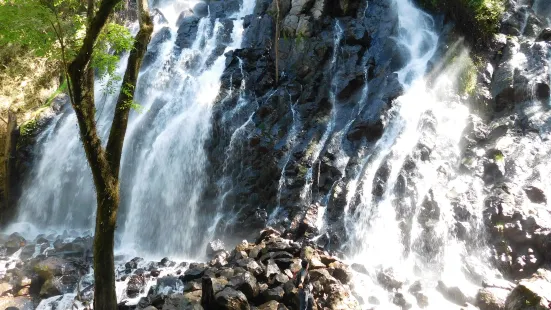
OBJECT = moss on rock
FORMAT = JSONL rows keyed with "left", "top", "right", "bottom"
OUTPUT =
{"left": 417, "top": 0, "right": 506, "bottom": 46}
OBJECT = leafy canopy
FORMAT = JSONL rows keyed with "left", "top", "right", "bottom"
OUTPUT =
{"left": 0, "top": 0, "right": 134, "bottom": 78}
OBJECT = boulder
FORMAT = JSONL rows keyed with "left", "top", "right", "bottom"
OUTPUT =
{"left": 180, "top": 264, "right": 207, "bottom": 282}
{"left": 351, "top": 263, "right": 368, "bottom": 274}
{"left": 259, "top": 251, "right": 293, "bottom": 263}
{"left": 33, "top": 257, "right": 75, "bottom": 281}
{"left": 483, "top": 160, "right": 505, "bottom": 184}
{"left": 150, "top": 268, "right": 161, "bottom": 277}
{"left": 229, "top": 271, "right": 259, "bottom": 300}
{"left": 215, "top": 287, "right": 250, "bottom": 310}
{"left": 56, "top": 236, "right": 91, "bottom": 255}
{"left": 0, "top": 282, "right": 13, "bottom": 296}
{"left": 234, "top": 240, "right": 250, "bottom": 253}
{"left": 269, "top": 273, "right": 289, "bottom": 287}
{"left": 163, "top": 291, "right": 203, "bottom": 310}
{"left": 212, "top": 277, "right": 229, "bottom": 295}
{"left": 249, "top": 243, "right": 265, "bottom": 259}
{"left": 219, "top": 268, "right": 236, "bottom": 279}
{"left": 309, "top": 269, "right": 339, "bottom": 288}
{"left": 125, "top": 257, "right": 143, "bottom": 271}
{"left": 377, "top": 268, "right": 405, "bottom": 291}
{"left": 523, "top": 186, "right": 547, "bottom": 204}
{"left": 236, "top": 258, "right": 263, "bottom": 276}
{"left": 328, "top": 261, "right": 352, "bottom": 284}
{"left": 207, "top": 239, "right": 226, "bottom": 257}
{"left": 505, "top": 269, "right": 551, "bottom": 310}
{"left": 265, "top": 259, "right": 281, "bottom": 278}
{"left": 393, "top": 292, "right": 413, "bottom": 310}
{"left": 295, "top": 204, "right": 319, "bottom": 239}
{"left": 257, "top": 300, "right": 279, "bottom": 310}
{"left": 437, "top": 280, "right": 471, "bottom": 306}
{"left": 300, "top": 246, "right": 325, "bottom": 269}
{"left": 347, "top": 119, "right": 384, "bottom": 142}
{"left": 326, "top": 283, "right": 361, "bottom": 309}
{"left": 175, "top": 16, "right": 200, "bottom": 50}
{"left": 184, "top": 280, "right": 202, "bottom": 292}
{"left": 0, "top": 297, "right": 33, "bottom": 310}
{"left": 155, "top": 276, "right": 183, "bottom": 296}
{"left": 482, "top": 278, "right": 516, "bottom": 290}
{"left": 256, "top": 228, "right": 282, "bottom": 244}
{"left": 536, "top": 28, "right": 551, "bottom": 42}
{"left": 160, "top": 257, "right": 175, "bottom": 267}
{"left": 4, "top": 233, "right": 26, "bottom": 255}
{"left": 127, "top": 274, "right": 146, "bottom": 298}
{"left": 19, "top": 245, "right": 35, "bottom": 260}
{"left": 39, "top": 278, "right": 62, "bottom": 298}
{"left": 408, "top": 281, "right": 429, "bottom": 308}
{"left": 265, "top": 239, "right": 300, "bottom": 254}
{"left": 262, "top": 286, "right": 285, "bottom": 302}
{"left": 210, "top": 251, "right": 230, "bottom": 267}
{"left": 192, "top": 2, "right": 208, "bottom": 17}
{"left": 477, "top": 287, "right": 509, "bottom": 310}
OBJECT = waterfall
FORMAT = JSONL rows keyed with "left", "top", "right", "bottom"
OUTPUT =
{"left": 298, "top": 22, "right": 344, "bottom": 205}
{"left": 11, "top": 0, "right": 256, "bottom": 258}
{"left": 340, "top": 0, "right": 494, "bottom": 308}
{"left": 268, "top": 90, "right": 302, "bottom": 223}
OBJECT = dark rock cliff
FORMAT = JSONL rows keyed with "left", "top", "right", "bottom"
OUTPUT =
{"left": 205, "top": 0, "right": 426, "bottom": 244}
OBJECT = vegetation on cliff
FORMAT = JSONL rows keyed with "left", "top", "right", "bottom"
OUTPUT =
{"left": 419, "top": 0, "right": 506, "bottom": 45}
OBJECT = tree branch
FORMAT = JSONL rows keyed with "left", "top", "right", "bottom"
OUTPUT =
{"left": 105, "top": 0, "right": 153, "bottom": 177}
{"left": 87, "top": 0, "right": 95, "bottom": 22}
{"left": 49, "top": 16, "right": 75, "bottom": 107}
{"left": 69, "top": 0, "right": 122, "bottom": 82}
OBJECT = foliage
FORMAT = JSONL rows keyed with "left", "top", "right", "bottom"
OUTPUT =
{"left": 469, "top": 0, "right": 505, "bottom": 37}
{"left": 459, "top": 58, "right": 478, "bottom": 95}
{"left": 295, "top": 31, "right": 306, "bottom": 45}
{"left": 44, "top": 80, "right": 68, "bottom": 106}
{"left": 120, "top": 83, "right": 144, "bottom": 113}
{"left": 0, "top": 0, "right": 134, "bottom": 84}
{"left": 92, "top": 23, "right": 134, "bottom": 78}
{"left": 0, "top": 0, "right": 86, "bottom": 59}
{"left": 19, "top": 118, "right": 38, "bottom": 137}
{"left": 494, "top": 152, "right": 505, "bottom": 161}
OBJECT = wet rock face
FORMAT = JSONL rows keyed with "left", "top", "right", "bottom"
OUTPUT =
{"left": 204, "top": 0, "right": 408, "bottom": 239}
{"left": 454, "top": 0, "right": 551, "bottom": 281}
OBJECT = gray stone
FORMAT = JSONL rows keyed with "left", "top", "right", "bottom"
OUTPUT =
{"left": 229, "top": 271, "right": 259, "bottom": 300}
{"left": 477, "top": 287, "right": 509, "bottom": 310}
{"left": 215, "top": 287, "right": 250, "bottom": 310}
{"left": 505, "top": 269, "right": 551, "bottom": 309}
{"left": 536, "top": 28, "right": 551, "bottom": 42}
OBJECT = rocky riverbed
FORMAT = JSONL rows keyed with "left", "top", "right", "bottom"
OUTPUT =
{"left": 2, "top": 225, "right": 551, "bottom": 310}
{"left": 0, "top": 227, "right": 360, "bottom": 310}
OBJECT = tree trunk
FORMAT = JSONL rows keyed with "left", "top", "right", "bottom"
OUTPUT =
{"left": 65, "top": 0, "right": 152, "bottom": 308}
{"left": 1, "top": 111, "right": 18, "bottom": 225}
{"left": 106, "top": 0, "right": 153, "bottom": 175}
{"left": 92, "top": 187, "right": 119, "bottom": 310}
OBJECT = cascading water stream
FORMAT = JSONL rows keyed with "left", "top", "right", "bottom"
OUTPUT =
{"left": 268, "top": 90, "right": 302, "bottom": 223}
{"left": 299, "top": 22, "right": 343, "bottom": 204}
{"left": 341, "top": 0, "right": 493, "bottom": 308}
{"left": 10, "top": 0, "right": 257, "bottom": 259}
{"left": 346, "top": 0, "right": 438, "bottom": 255}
